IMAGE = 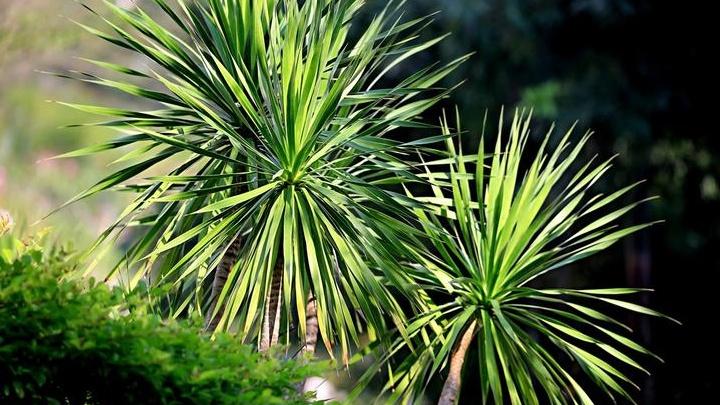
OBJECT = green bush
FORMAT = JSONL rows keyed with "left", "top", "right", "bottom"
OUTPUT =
{"left": 0, "top": 234, "right": 316, "bottom": 404}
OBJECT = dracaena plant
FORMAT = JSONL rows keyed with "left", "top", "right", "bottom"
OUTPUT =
{"left": 353, "top": 110, "right": 677, "bottom": 404}
{"left": 53, "top": 0, "right": 467, "bottom": 362}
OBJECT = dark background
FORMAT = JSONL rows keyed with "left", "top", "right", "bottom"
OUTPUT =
{"left": 1, "top": 0, "right": 717, "bottom": 403}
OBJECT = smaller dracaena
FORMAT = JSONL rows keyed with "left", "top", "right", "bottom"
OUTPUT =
{"left": 50, "top": 0, "right": 467, "bottom": 362}
{"left": 353, "top": 110, "right": 678, "bottom": 404}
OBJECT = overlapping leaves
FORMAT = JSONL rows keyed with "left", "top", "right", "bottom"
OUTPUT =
{"left": 354, "top": 110, "right": 677, "bottom": 404}
{"left": 55, "top": 0, "right": 467, "bottom": 361}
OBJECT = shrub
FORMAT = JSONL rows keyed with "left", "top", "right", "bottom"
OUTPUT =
{"left": 0, "top": 234, "right": 317, "bottom": 404}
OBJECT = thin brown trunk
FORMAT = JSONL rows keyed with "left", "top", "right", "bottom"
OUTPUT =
{"left": 204, "top": 236, "right": 243, "bottom": 332}
{"left": 302, "top": 293, "right": 318, "bottom": 355}
{"left": 298, "top": 293, "right": 318, "bottom": 394}
{"left": 259, "top": 257, "right": 283, "bottom": 352}
{"left": 205, "top": 171, "right": 246, "bottom": 333}
{"left": 438, "top": 321, "right": 477, "bottom": 405}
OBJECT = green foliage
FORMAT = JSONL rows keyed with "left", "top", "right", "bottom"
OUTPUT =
{"left": 55, "top": 0, "right": 464, "bottom": 362}
{"left": 354, "top": 110, "right": 677, "bottom": 404}
{"left": 0, "top": 233, "right": 317, "bottom": 404}
{"left": 0, "top": 0, "right": 693, "bottom": 401}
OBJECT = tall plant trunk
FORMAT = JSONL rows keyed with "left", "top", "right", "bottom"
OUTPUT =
{"left": 205, "top": 171, "right": 247, "bottom": 333}
{"left": 302, "top": 294, "right": 318, "bottom": 355}
{"left": 259, "top": 258, "right": 284, "bottom": 352}
{"left": 298, "top": 293, "right": 318, "bottom": 394}
{"left": 438, "top": 321, "right": 477, "bottom": 405}
{"left": 204, "top": 236, "right": 243, "bottom": 332}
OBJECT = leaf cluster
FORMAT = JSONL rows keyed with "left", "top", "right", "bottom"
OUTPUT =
{"left": 54, "top": 0, "right": 467, "bottom": 362}
{"left": 351, "top": 111, "right": 677, "bottom": 404}
{"left": 0, "top": 233, "right": 318, "bottom": 404}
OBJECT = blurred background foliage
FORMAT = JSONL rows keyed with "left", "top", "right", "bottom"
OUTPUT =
{"left": 0, "top": 0, "right": 716, "bottom": 403}
{"left": 0, "top": 0, "right": 129, "bottom": 249}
